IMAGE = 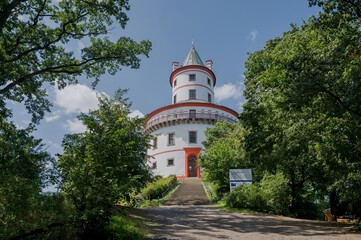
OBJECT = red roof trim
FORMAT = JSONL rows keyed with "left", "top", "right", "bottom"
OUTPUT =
{"left": 169, "top": 65, "right": 216, "bottom": 87}
{"left": 145, "top": 102, "right": 239, "bottom": 125}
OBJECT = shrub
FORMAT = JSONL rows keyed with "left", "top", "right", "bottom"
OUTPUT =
{"left": 260, "top": 172, "right": 291, "bottom": 215}
{"left": 225, "top": 172, "right": 292, "bottom": 215}
{"left": 225, "top": 183, "right": 268, "bottom": 212}
{"left": 141, "top": 175, "right": 177, "bottom": 200}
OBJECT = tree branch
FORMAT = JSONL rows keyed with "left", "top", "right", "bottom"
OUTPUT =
{"left": 318, "top": 84, "right": 361, "bottom": 118}
{"left": 343, "top": 0, "right": 361, "bottom": 19}
{"left": 0, "top": 0, "right": 26, "bottom": 32}
{"left": 0, "top": 56, "right": 119, "bottom": 94}
{"left": 4, "top": 12, "right": 90, "bottom": 64}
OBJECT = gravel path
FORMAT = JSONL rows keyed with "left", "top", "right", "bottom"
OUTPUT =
{"left": 144, "top": 205, "right": 360, "bottom": 240}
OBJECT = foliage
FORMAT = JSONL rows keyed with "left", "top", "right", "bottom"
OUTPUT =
{"left": 225, "top": 184, "right": 266, "bottom": 212}
{"left": 224, "top": 172, "right": 291, "bottom": 215}
{"left": 260, "top": 172, "right": 291, "bottom": 216}
{"left": 0, "top": 1, "right": 151, "bottom": 238}
{"left": 202, "top": 181, "right": 220, "bottom": 203}
{"left": 107, "top": 215, "right": 146, "bottom": 240}
{"left": 0, "top": 118, "right": 58, "bottom": 239}
{"left": 199, "top": 121, "right": 248, "bottom": 196}
{"left": 0, "top": 0, "right": 151, "bottom": 126}
{"left": 239, "top": 0, "right": 361, "bottom": 218}
{"left": 58, "top": 90, "right": 151, "bottom": 239}
{"left": 141, "top": 175, "right": 177, "bottom": 200}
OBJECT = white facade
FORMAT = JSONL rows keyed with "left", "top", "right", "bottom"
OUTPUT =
{"left": 145, "top": 46, "right": 238, "bottom": 178}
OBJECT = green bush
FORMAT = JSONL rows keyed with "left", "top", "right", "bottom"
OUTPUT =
{"left": 260, "top": 172, "right": 291, "bottom": 215}
{"left": 225, "top": 172, "right": 291, "bottom": 215}
{"left": 225, "top": 183, "right": 268, "bottom": 212}
{"left": 141, "top": 175, "right": 177, "bottom": 200}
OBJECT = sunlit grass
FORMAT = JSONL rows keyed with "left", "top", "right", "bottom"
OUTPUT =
{"left": 108, "top": 215, "right": 147, "bottom": 240}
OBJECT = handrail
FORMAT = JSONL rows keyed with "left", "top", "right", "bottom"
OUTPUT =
{"left": 146, "top": 112, "right": 237, "bottom": 129}
{"left": 160, "top": 180, "right": 179, "bottom": 199}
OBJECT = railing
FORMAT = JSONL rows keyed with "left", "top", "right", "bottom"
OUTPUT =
{"left": 146, "top": 112, "right": 237, "bottom": 130}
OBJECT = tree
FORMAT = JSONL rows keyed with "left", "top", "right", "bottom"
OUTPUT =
{"left": 200, "top": 121, "right": 248, "bottom": 195}
{"left": 0, "top": 1, "right": 151, "bottom": 237}
{"left": 0, "top": 117, "right": 56, "bottom": 238}
{"left": 241, "top": 0, "right": 361, "bottom": 218}
{"left": 58, "top": 90, "right": 151, "bottom": 238}
{"left": 0, "top": 0, "right": 151, "bottom": 125}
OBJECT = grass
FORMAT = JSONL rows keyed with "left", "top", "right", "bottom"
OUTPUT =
{"left": 108, "top": 214, "right": 147, "bottom": 240}
{"left": 201, "top": 180, "right": 219, "bottom": 203}
{"left": 216, "top": 199, "right": 270, "bottom": 216}
{"left": 137, "top": 182, "right": 180, "bottom": 207}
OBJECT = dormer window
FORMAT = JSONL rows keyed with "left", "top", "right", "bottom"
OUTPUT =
{"left": 189, "top": 74, "right": 196, "bottom": 81}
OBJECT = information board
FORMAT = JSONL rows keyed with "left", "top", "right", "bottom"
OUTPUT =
{"left": 229, "top": 169, "right": 252, "bottom": 192}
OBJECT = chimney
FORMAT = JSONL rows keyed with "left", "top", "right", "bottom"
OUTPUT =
{"left": 206, "top": 60, "right": 213, "bottom": 70}
{"left": 172, "top": 61, "right": 179, "bottom": 71}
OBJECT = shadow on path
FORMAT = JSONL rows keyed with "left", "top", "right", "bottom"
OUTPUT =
{"left": 144, "top": 205, "right": 359, "bottom": 240}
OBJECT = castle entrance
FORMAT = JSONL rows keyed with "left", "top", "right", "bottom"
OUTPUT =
{"left": 188, "top": 156, "right": 197, "bottom": 177}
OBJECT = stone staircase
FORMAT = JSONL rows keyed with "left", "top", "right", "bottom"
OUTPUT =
{"left": 164, "top": 178, "right": 209, "bottom": 205}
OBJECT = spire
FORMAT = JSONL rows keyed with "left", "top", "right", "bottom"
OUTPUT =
{"left": 183, "top": 44, "right": 204, "bottom": 67}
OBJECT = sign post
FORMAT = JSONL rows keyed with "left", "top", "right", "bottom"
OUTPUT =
{"left": 229, "top": 169, "right": 252, "bottom": 192}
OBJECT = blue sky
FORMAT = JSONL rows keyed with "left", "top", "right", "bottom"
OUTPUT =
{"left": 12, "top": 1, "right": 321, "bottom": 156}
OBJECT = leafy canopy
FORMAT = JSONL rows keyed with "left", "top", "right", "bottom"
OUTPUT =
{"left": 200, "top": 121, "right": 248, "bottom": 195}
{"left": 0, "top": 0, "right": 151, "bottom": 125}
{"left": 58, "top": 90, "right": 151, "bottom": 238}
{"left": 240, "top": 0, "right": 361, "bottom": 217}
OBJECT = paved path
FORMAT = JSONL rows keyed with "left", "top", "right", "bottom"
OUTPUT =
{"left": 141, "top": 178, "right": 360, "bottom": 240}
{"left": 144, "top": 205, "right": 360, "bottom": 240}
{"left": 165, "top": 178, "right": 209, "bottom": 206}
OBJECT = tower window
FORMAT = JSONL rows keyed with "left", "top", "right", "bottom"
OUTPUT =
{"left": 168, "top": 133, "right": 175, "bottom": 146}
{"left": 189, "top": 74, "right": 196, "bottom": 81}
{"left": 174, "top": 94, "right": 177, "bottom": 104}
{"left": 189, "top": 89, "right": 196, "bottom": 100}
{"left": 174, "top": 79, "right": 177, "bottom": 87}
{"left": 207, "top": 78, "right": 211, "bottom": 86}
{"left": 189, "top": 131, "right": 197, "bottom": 144}
{"left": 189, "top": 109, "right": 196, "bottom": 118}
{"left": 167, "top": 158, "right": 174, "bottom": 166}
{"left": 208, "top": 93, "right": 212, "bottom": 103}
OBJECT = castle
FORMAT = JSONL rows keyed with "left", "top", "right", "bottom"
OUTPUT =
{"left": 145, "top": 45, "right": 238, "bottom": 178}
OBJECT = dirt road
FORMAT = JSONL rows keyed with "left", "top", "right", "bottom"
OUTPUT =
{"left": 144, "top": 205, "right": 359, "bottom": 240}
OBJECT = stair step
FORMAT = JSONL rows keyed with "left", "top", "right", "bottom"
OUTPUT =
{"left": 165, "top": 178, "right": 209, "bottom": 205}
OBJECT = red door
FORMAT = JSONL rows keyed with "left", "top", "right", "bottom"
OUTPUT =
{"left": 188, "top": 156, "right": 197, "bottom": 177}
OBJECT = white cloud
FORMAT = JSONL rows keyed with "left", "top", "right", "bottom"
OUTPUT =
{"left": 44, "top": 112, "right": 60, "bottom": 122}
{"left": 247, "top": 30, "right": 258, "bottom": 41}
{"left": 214, "top": 83, "right": 242, "bottom": 103}
{"left": 54, "top": 84, "right": 107, "bottom": 114}
{"left": 64, "top": 118, "right": 87, "bottom": 133}
{"left": 128, "top": 109, "right": 144, "bottom": 118}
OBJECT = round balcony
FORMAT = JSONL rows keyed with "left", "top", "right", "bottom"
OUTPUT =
{"left": 145, "top": 111, "right": 237, "bottom": 133}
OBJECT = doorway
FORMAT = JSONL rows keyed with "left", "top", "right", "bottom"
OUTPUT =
{"left": 188, "top": 156, "right": 197, "bottom": 177}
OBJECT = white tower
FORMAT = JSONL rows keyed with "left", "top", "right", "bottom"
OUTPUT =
{"left": 145, "top": 45, "right": 238, "bottom": 178}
